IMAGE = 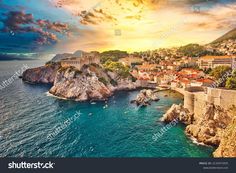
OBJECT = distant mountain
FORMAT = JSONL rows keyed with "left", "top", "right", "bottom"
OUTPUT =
{"left": 50, "top": 53, "right": 72, "bottom": 62}
{"left": 212, "top": 28, "right": 236, "bottom": 43}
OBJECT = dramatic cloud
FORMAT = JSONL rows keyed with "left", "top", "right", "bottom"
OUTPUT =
{"left": 78, "top": 9, "right": 118, "bottom": 25}
{"left": 1, "top": 11, "right": 34, "bottom": 32}
{"left": 184, "top": 3, "right": 236, "bottom": 31}
{"left": 0, "top": 11, "right": 70, "bottom": 45}
{"left": 36, "top": 19, "right": 69, "bottom": 33}
{"left": 1, "top": 0, "right": 236, "bottom": 53}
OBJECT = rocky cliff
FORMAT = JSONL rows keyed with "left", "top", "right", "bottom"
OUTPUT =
{"left": 214, "top": 116, "right": 236, "bottom": 157}
{"left": 22, "top": 63, "right": 139, "bottom": 101}
{"left": 161, "top": 104, "right": 193, "bottom": 125}
{"left": 162, "top": 103, "right": 236, "bottom": 157}
{"left": 22, "top": 63, "right": 61, "bottom": 84}
{"left": 49, "top": 65, "right": 112, "bottom": 101}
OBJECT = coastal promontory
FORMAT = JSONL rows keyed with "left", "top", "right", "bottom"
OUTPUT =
{"left": 22, "top": 57, "right": 139, "bottom": 101}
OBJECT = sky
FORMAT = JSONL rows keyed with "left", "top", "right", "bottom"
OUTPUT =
{"left": 0, "top": 0, "right": 236, "bottom": 53}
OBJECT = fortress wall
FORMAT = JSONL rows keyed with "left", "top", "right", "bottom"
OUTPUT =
{"left": 193, "top": 92, "right": 207, "bottom": 119}
{"left": 61, "top": 56, "right": 100, "bottom": 70}
{"left": 184, "top": 91, "right": 195, "bottom": 114}
{"left": 183, "top": 87, "right": 236, "bottom": 120}
{"left": 207, "top": 88, "right": 236, "bottom": 109}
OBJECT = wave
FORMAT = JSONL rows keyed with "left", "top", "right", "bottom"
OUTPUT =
{"left": 46, "top": 91, "right": 68, "bottom": 100}
{"left": 188, "top": 136, "right": 210, "bottom": 147}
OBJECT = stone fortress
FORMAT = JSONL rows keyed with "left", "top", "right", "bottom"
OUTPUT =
{"left": 60, "top": 51, "right": 100, "bottom": 70}
{"left": 174, "top": 86, "right": 236, "bottom": 119}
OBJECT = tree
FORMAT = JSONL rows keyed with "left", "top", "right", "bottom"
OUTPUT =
{"left": 210, "top": 66, "right": 232, "bottom": 80}
{"left": 100, "top": 56, "right": 119, "bottom": 64}
{"left": 103, "top": 60, "right": 130, "bottom": 78}
{"left": 225, "top": 70, "right": 236, "bottom": 89}
{"left": 178, "top": 44, "right": 206, "bottom": 57}
{"left": 100, "top": 50, "right": 128, "bottom": 59}
{"left": 203, "top": 68, "right": 212, "bottom": 74}
{"left": 226, "top": 77, "right": 236, "bottom": 89}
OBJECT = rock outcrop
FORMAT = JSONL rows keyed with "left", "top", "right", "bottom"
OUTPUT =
{"left": 49, "top": 64, "right": 139, "bottom": 101}
{"left": 213, "top": 117, "right": 236, "bottom": 157}
{"left": 161, "top": 104, "right": 193, "bottom": 125}
{"left": 22, "top": 63, "right": 61, "bottom": 84}
{"left": 131, "top": 89, "right": 159, "bottom": 107}
{"left": 162, "top": 103, "right": 236, "bottom": 157}
{"left": 185, "top": 104, "right": 233, "bottom": 146}
{"left": 49, "top": 65, "right": 113, "bottom": 101}
{"left": 21, "top": 62, "right": 138, "bottom": 101}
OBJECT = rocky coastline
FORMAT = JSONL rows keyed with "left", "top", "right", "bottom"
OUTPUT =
{"left": 22, "top": 62, "right": 236, "bottom": 157}
{"left": 161, "top": 102, "right": 236, "bottom": 157}
{"left": 22, "top": 63, "right": 140, "bottom": 101}
{"left": 131, "top": 89, "right": 160, "bottom": 107}
{"left": 22, "top": 63, "right": 61, "bottom": 84}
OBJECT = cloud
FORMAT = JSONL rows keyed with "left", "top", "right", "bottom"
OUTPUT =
{"left": 1, "top": 11, "right": 34, "bottom": 32}
{"left": 0, "top": 11, "right": 70, "bottom": 45}
{"left": 36, "top": 19, "right": 69, "bottom": 33}
{"left": 183, "top": 3, "right": 236, "bottom": 31}
{"left": 78, "top": 9, "right": 117, "bottom": 25}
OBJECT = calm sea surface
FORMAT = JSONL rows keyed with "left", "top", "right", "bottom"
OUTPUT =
{"left": 0, "top": 60, "right": 214, "bottom": 157}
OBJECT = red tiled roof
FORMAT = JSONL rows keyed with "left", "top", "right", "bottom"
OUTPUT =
{"left": 200, "top": 55, "right": 233, "bottom": 60}
{"left": 196, "top": 78, "right": 214, "bottom": 83}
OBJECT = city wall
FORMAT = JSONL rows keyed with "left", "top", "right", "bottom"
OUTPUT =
{"left": 184, "top": 88, "right": 236, "bottom": 117}
{"left": 174, "top": 87, "right": 236, "bottom": 119}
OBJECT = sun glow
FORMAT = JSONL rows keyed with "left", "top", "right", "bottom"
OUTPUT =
{"left": 51, "top": 0, "right": 236, "bottom": 52}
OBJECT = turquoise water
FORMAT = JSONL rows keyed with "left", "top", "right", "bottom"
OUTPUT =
{"left": 0, "top": 60, "right": 214, "bottom": 157}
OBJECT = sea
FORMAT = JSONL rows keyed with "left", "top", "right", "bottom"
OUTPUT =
{"left": 0, "top": 59, "right": 214, "bottom": 157}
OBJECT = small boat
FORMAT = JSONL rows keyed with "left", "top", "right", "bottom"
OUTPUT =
{"left": 103, "top": 104, "right": 108, "bottom": 109}
{"left": 90, "top": 102, "right": 96, "bottom": 105}
{"left": 88, "top": 113, "right": 93, "bottom": 116}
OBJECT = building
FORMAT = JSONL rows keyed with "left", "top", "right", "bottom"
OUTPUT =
{"left": 136, "top": 63, "right": 159, "bottom": 72}
{"left": 190, "top": 78, "right": 214, "bottom": 87}
{"left": 61, "top": 52, "right": 100, "bottom": 70}
{"left": 197, "top": 55, "right": 236, "bottom": 69}
{"left": 119, "top": 56, "right": 144, "bottom": 67}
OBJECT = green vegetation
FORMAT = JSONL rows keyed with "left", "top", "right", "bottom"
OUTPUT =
{"left": 100, "top": 50, "right": 128, "bottom": 59}
{"left": 210, "top": 66, "right": 231, "bottom": 80}
{"left": 100, "top": 56, "right": 119, "bottom": 64}
{"left": 131, "top": 75, "right": 137, "bottom": 82}
{"left": 203, "top": 68, "right": 212, "bottom": 74}
{"left": 226, "top": 77, "right": 236, "bottom": 89}
{"left": 58, "top": 66, "right": 82, "bottom": 77}
{"left": 178, "top": 44, "right": 206, "bottom": 57}
{"left": 226, "top": 70, "right": 236, "bottom": 89}
{"left": 178, "top": 44, "right": 221, "bottom": 57}
{"left": 110, "top": 79, "right": 118, "bottom": 86}
{"left": 98, "top": 77, "right": 108, "bottom": 85}
{"left": 103, "top": 60, "right": 130, "bottom": 78}
{"left": 212, "top": 28, "right": 236, "bottom": 43}
{"left": 100, "top": 50, "right": 128, "bottom": 64}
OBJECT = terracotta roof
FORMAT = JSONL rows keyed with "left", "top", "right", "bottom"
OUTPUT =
{"left": 196, "top": 78, "right": 214, "bottom": 83}
{"left": 200, "top": 55, "right": 234, "bottom": 60}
